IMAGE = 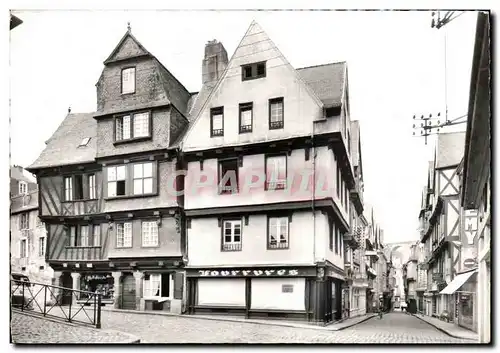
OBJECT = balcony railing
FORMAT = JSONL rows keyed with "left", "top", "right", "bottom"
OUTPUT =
{"left": 10, "top": 279, "right": 102, "bottom": 328}
{"left": 64, "top": 246, "right": 102, "bottom": 261}
{"left": 268, "top": 241, "right": 289, "bottom": 250}
{"left": 221, "top": 243, "right": 242, "bottom": 252}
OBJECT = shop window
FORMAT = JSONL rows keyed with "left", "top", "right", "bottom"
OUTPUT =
{"left": 143, "top": 273, "right": 171, "bottom": 298}
{"left": 80, "top": 273, "right": 114, "bottom": 300}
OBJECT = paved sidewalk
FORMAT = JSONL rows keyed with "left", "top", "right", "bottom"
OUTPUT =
{"left": 11, "top": 310, "right": 140, "bottom": 344}
{"left": 101, "top": 306, "right": 376, "bottom": 331}
{"left": 411, "top": 313, "right": 478, "bottom": 341}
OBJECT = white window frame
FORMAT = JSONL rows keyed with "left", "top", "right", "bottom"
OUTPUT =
{"left": 38, "top": 237, "right": 45, "bottom": 257}
{"left": 265, "top": 155, "right": 287, "bottom": 190}
{"left": 143, "top": 273, "right": 173, "bottom": 299}
{"left": 116, "top": 112, "right": 150, "bottom": 141}
{"left": 269, "top": 98, "right": 284, "bottom": 128}
{"left": 80, "top": 225, "right": 90, "bottom": 247}
{"left": 133, "top": 162, "right": 154, "bottom": 195}
{"left": 142, "top": 221, "right": 159, "bottom": 247}
{"left": 93, "top": 225, "right": 101, "bottom": 246}
{"left": 116, "top": 222, "right": 132, "bottom": 248}
{"left": 133, "top": 112, "right": 149, "bottom": 138}
{"left": 222, "top": 219, "right": 242, "bottom": 251}
{"left": 121, "top": 67, "right": 136, "bottom": 94}
{"left": 268, "top": 216, "right": 289, "bottom": 248}
{"left": 107, "top": 165, "right": 127, "bottom": 197}
{"left": 64, "top": 176, "right": 73, "bottom": 201}
{"left": 19, "top": 181, "right": 27, "bottom": 195}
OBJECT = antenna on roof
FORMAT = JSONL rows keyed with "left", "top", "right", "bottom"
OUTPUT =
{"left": 127, "top": 22, "right": 131, "bottom": 33}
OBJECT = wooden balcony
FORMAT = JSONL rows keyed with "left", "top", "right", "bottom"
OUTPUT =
{"left": 64, "top": 246, "right": 102, "bottom": 261}
{"left": 61, "top": 200, "right": 98, "bottom": 216}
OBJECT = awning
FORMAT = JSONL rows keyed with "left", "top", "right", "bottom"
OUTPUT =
{"left": 439, "top": 270, "right": 477, "bottom": 295}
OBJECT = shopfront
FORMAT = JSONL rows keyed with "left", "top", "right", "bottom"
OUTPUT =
{"left": 79, "top": 273, "right": 114, "bottom": 304}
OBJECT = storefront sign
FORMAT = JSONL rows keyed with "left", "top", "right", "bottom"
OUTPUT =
{"left": 82, "top": 274, "right": 112, "bottom": 281}
{"left": 187, "top": 267, "right": 316, "bottom": 277}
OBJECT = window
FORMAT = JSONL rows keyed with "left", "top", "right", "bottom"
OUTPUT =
{"left": 335, "top": 228, "right": 339, "bottom": 255}
{"left": 133, "top": 163, "right": 154, "bottom": 195}
{"left": 265, "top": 155, "right": 287, "bottom": 190}
{"left": 20, "top": 239, "right": 27, "bottom": 258}
{"left": 115, "top": 112, "right": 150, "bottom": 141}
{"left": 88, "top": 174, "right": 96, "bottom": 199}
{"left": 79, "top": 137, "right": 91, "bottom": 147}
{"left": 353, "top": 289, "right": 360, "bottom": 309}
{"left": 269, "top": 98, "right": 284, "bottom": 129}
{"left": 68, "top": 225, "right": 95, "bottom": 247}
{"left": 340, "top": 230, "right": 344, "bottom": 258}
{"left": 142, "top": 221, "right": 159, "bottom": 247}
{"left": 80, "top": 226, "right": 90, "bottom": 247}
{"left": 39, "top": 237, "right": 45, "bottom": 257}
{"left": 222, "top": 219, "right": 242, "bottom": 251}
{"left": 64, "top": 177, "right": 73, "bottom": 201}
{"left": 218, "top": 159, "right": 239, "bottom": 194}
{"left": 107, "top": 165, "right": 127, "bottom": 197}
{"left": 329, "top": 216, "right": 334, "bottom": 252}
{"left": 74, "top": 175, "right": 84, "bottom": 200}
{"left": 93, "top": 225, "right": 101, "bottom": 246}
{"left": 268, "top": 216, "right": 289, "bottom": 249}
{"left": 121, "top": 67, "right": 136, "bottom": 94}
{"left": 239, "top": 102, "right": 253, "bottom": 133}
{"left": 143, "top": 273, "right": 171, "bottom": 298}
{"left": 19, "top": 181, "right": 27, "bottom": 195}
{"left": 210, "top": 107, "right": 224, "bottom": 137}
{"left": 116, "top": 223, "right": 132, "bottom": 248}
{"left": 241, "top": 62, "right": 266, "bottom": 81}
{"left": 20, "top": 213, "right": 29, "bottom": 230}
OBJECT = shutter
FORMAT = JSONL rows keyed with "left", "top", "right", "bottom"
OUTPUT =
{"left": 152, "top": 161, "right": 158, "bottom": 195}
{"left": 83, "top": 174, "right": 89, "bottom": 200}
{"left": 173, "top": 272, "right": 184, "bottom": 299}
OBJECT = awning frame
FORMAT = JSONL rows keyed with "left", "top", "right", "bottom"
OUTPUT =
{"left": 439, "top": 269, "right": 477, "bottom": 295}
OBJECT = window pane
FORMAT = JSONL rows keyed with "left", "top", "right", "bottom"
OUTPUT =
{"left": 241, "top": 110, "right": 252, "bottom": 126}
{"left": 143, "top": 178, "right": 153, "bottom": 194}
{"left": 116, "top": 119, "right": 123, "bottom": 140}
{"left": 234, "top": 224, "right": 241, "bottom": 235}
{"left": 108, "top": 181, "right": 117, "bottom": 197}
{"left": 224, "top": 235, "right": 232, "bottom": 242}
{"left": 143, "top": 163, "right": 153, "bottom": 178}
{"left": 108, "top": 167, "right": 117, "bottom": 181}
{"left": 134, "top": 179, "right": 143, "bottom": 195}
{"left": 117, "top": 166, "right": 126, "bottom": 180}
{"left": 124, "top": 223, "right": 132, "bottom": 247}
{"left": 134, "top": 164, "right": 143, "bottom": 178}
{"left": 134, "top": 113, "right": 149, "bottom": 137}
{"left": 122, "top": 68, "right": 135, "bottom": 94}
{"left": 212, "top": 114, "right": 223, "bottom": 130}
{"left": 234, "top": 235, "right": 241, "bottom": 243}
{"left": 123, "top": 116, "right": 131, "bottom": 139}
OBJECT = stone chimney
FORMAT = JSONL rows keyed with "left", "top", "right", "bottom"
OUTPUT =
{"left": 202, "top": 40, "right": 228, "bottom": 85}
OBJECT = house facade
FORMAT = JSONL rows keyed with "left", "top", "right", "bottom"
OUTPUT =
{"left": 27, "top": 28, "right": 191, "bottom": 313}
{"left": 181, "top": 21, "right": 360, "bottom": 323}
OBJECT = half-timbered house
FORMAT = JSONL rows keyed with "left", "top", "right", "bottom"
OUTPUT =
{"left": 181, "top": 21, "right": 359, "bottom": 323}
{"left": 27, "top": 27, "right": 191, "bottom": 313}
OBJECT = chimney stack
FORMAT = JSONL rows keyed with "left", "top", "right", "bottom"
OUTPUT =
{"left": 202, "top": 40, "right": 228, "bottom": 85}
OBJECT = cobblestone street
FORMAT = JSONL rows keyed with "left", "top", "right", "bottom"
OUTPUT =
{"left": 94, "top": 311, "right": 475, "bottom": 343}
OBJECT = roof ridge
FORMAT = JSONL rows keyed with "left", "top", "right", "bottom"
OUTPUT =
{"left": 296, "top": 61, "right": 346, "bottom": 71}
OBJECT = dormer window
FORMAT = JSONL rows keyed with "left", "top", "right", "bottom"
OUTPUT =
{"left": 18, "top": 181, "right": 27, "bottom": 195}
{"left": 242, "top": 62, "right": 266, "bottom": 81}
{"left": 115, "top": 111, "right": 151, "bottom": 142}
{"left": 121, "top": 67, "right": 136, "bottom": 94}
{"left": 79, "top": 137, "right": 91, "bottom": 147}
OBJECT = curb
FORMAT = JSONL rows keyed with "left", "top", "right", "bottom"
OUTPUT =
{"left": 101, "top": 307, "right": 375, "bottom": 332}
{"left": 410, "top": 313, "right": 477, "bottom": 341}
{"left": 12, "top": 309, "right": 140, "bottom": 344}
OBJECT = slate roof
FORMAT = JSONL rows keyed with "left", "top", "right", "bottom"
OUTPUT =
{"left": 435, "top": 132, "right": 466, "bottom": 169}
{"left": 10, "top": 166, "right": 35, "bottom": 183}
{"left": 28, "top": 112, "right": 97, "bottom": 170}
{"left": 296, "top": 61, "right": 346, "bottom": 107}
{"left": 11, "top": 189, "right": 38, "bottom": 214}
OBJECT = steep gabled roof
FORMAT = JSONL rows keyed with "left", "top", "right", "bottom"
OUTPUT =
{"left": 103, "top": 29, "right": 151, "bottom": 64}
{"left": 435, "top": 132, "right": 466, "bottom": 169}
{"left": 296, "top": 62, "right": 346, "bottom": 107}
{"left": 28, "top": 112, "right": 97, "bottom": 171}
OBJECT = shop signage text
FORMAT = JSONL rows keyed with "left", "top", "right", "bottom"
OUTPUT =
{"left": 196, "top": 269, "right": 300, "bottom": 277}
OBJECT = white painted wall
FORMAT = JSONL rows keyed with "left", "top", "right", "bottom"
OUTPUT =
{"left": 197, "top": 278, "right": 246, "bottom": 306}
{"left": 188, "top": 211, "right": 320, "bottom": 267}
{"left": 251, "top": 278, "right": 305, "bottom": 311}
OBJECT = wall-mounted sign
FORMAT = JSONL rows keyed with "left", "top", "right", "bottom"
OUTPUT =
{"left": 187, "top": 267, "right": 316, "bottom": 278}
{"left": 463, "top": 258, "right": 477, "bottom": 268}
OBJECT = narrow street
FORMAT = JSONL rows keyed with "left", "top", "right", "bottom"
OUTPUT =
{"left": 92, "top": 311, "right": 473, "bottom": 344}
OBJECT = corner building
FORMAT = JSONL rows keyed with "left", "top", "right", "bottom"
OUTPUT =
{"left": 182, "top": 21, "right": 361, "bottom": 323}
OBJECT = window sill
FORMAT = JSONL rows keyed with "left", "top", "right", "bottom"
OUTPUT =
{"left": 62, "top": 199, "right": 97, "bottom": 203}
{"left": 115, "top": 246, "right": 133, "bottom": 249}
{"left": 242, "top": 75, "right": 266, "bottom": 82}
{"left": 141, "top": 245, "right": 160, "bottom": 248}
{"left": 120, "top": 91, "right": 136, "bottom": 96}
{"left": 105, "top": 192, "right": 158, "bottom": 201}
{"left": 113, "top": 136, "right": 151, "bottom": 146}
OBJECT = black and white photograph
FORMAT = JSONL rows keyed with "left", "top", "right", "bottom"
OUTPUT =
{"left": 5, "top": 3, "right": 492, "bottom": 345}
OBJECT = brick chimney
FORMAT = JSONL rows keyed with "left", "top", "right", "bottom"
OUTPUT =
{"left": 202, "top": 40, "right": 228, "bottom": 85}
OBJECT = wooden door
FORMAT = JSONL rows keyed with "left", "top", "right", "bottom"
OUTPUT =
{"left": 121, "top": 274, "right": 136, "bottom": 310}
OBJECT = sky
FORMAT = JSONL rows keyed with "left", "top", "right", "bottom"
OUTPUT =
{"left": 9, "top": 10, "right": 479, "bottom": 243}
